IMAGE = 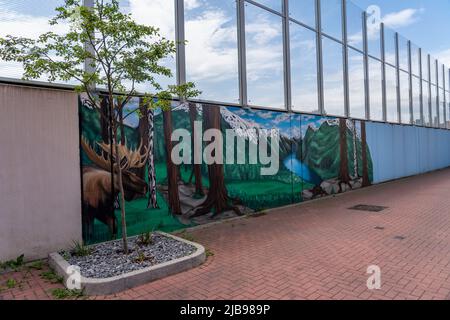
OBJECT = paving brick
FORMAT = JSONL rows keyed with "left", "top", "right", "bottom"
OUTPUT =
{"left": 2, "top": 169, "right": 450, "bottom": 300}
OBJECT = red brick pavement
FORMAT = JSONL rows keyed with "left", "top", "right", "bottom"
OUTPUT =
{"left": 2, "top": 168, "right": 450, "bottom": 300}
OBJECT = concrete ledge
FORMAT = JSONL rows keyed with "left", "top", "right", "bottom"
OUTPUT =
{"left": 48, "top": 231, "right": 206, "bottom": 295}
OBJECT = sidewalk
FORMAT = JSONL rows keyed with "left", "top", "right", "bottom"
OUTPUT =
{"left": 2, "top": 168, "right": 450, "bottom": 300}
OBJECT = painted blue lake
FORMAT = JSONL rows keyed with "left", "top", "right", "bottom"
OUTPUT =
{"left": 283, "top": 153, "right": 323, "bottom": 186}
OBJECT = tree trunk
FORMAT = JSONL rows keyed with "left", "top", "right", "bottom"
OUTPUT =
{"left": 339, "top": 118, "right": 351, "bottom": 185}
{"left": 189, "top": 103, "right": 204, "bottom": 196}
{"left": 112, "top": 116, "right": 128, "bottom": 255}
{"left": 100, "top": 96, "right": 110, "bottom": 143}
{"left": 119, "top": 105, "right": 125, "bottom": 145}
{"left": 361, "top": 121, "right": 371, "bottom": 187}
{"left": 106, "top": 96, "right": 118, "bottom": 221}
{"left": 192, "top": 105, "right": 242, "bottom": 217}
{"left": 163, "top": 108, "right": 182, "bottom": 215}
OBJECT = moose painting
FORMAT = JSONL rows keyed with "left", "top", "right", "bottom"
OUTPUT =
{"left": 81, "top": 137, "right": 148, "bottom": 240}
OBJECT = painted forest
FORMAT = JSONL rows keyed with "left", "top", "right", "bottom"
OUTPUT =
{"left": 79, "top": 98, "right": 374, "bottom": 244}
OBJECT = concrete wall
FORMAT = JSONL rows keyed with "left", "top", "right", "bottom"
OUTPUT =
{"left": 0, "top": 84, "right": 82, "bottom": 261}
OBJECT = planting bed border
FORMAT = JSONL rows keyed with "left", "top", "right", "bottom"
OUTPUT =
{"left": 48, "top": 231, "right": 206, "bottom": 295}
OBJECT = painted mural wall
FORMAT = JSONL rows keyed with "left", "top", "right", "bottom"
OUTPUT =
{"left": 79, "top": 98, "right": 450, "bottom": 244}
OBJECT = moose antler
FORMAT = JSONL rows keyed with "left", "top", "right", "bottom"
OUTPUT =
{"left": 81, "top": 136, "right": 112, "bottom": 171}
{"left": 97, "top": 138, "right": 148, "bottom": 171}
{"left": 81, "top": 136, "right": 149, "bottom": 172}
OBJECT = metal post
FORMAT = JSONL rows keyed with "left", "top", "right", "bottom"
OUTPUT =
{"left": 316, "top": 0, "right": 324, "bottom": 115}
{"left": 175, "top": 0, "right": 186, "bottom": 86}
{"left": 282, "top": 0, "right": 292, "bottom": 112}
{"left": 434, "top": 60, "right": 441, "bottom": 128}
{"left": 342, "top": 0, "right": 350, "bottom": 118}
{"left": 418, "top": 48, "right": 424, "bottom": 126}
{"left": 443, "top": 64, "right": 447, "bottom": 127}
{"left": 427, "top": 55, "right": 432, "bottom": 126}
{"left": 381, "top": 23, "right": 387, "bottom": 122}
{"left": 362, "top": 11, "right": 370, "bottom": 120}
{"left": 408, "top": 40, "right": 413, "bottom": 124}
{"left": 237, "top": 0, "right": 248, "bottom": 107}
{"left": 395, "top": 32, "right": 401, "bottom": 123}
{"left": 83, "top": 0, "right": 95, "bottom": 90}
{"left": 436, "top": 60, "right": 440, "bottom": 127}
{"left": 448, "top": 68, "right": 450, "bottom": 128}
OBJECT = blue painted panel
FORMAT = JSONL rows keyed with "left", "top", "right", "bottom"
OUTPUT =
{"left": 392, "top": 125, "right": 406, "bottom": 179}
{"left": 366, "top": 122, "right": 450, "bottom": 183}
{"left": 428, "top": 129, "right": 438, "bottom": 171}
{"left": 374, "top": 123, "right": 396, "bottom": 182}
{"left": 417, "top": 127, "right": 428, "bottom": 173}
{"left": 403, "top": 126, "right": 419, "bottom": 177}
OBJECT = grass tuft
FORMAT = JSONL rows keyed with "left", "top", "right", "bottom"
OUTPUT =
{"left": 50, "top": 288, "right": 84, "bottom": 300}
{"left": 40, "top": 270, "right": 63, "bottom": 284}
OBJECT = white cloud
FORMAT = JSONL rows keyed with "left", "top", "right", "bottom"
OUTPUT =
{"left": 256, "top": 111, "right": 274, "bottom": 119}
{"left": 434, "top": 49, "right": 450, "bottom": 69}
{"left": 184, "top": 0, "right": 201, "bottom": 10}
{"left": 364, "top": 8, "right": 424, "bottom": 44}
{"left": 0, "top": 7, "right": 67, "bottom": 39}
{"left": 272, "top": 113, "right": 290, "bottom": 125}
{"left": 382, "top": 8, "right": 424, "bottom": 29}
{"left": 128, "top": 0, "right": 175, "bottom": 40}
{"left": 0, "top": 4, "right": 69, "bottom": 81}
{"left": 184, "top": 9, "right": 238, "bottom": 83}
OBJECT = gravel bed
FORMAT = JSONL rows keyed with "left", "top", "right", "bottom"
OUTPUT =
{"left": 61, "top": 233, "right": 197, "bottom": 279}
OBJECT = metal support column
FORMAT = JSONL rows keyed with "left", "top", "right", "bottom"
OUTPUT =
{"left": 408, "top": 40, "right": 413, "bottom": 124}
{"left": 316, "top": 0, "right": 324, "bottom": 115}
{"left": 282, "top": 0, "right": 292, "bottom": 112}
{"left": 342, "top": 0, "right": 350, "bottom": 118}
{"left": 427, "top": 55, "right": 432, "bottom": 126}
{"left": 83, "top": 0, "right": 95, "bottom": 90}
{"left": 435, "top": 60, "right": 440, "bottom": 126}
{"left": 237, "top": 0, "right": 248, "bottom": 107}
{"left": 418, "top": 48, "right": 424, "bottom": 125}
{"left": 175, "top": 0, "right": 186, "bottom": 86}
{"left": 381, "top": 23, "right": 387, "bottom": 122}
{"left": 395, "top": 32, "right": 401, "bottom": 123}
{"left": 362, "top": 11, "right": 370, "bottom": 120}
{"left": 443, "top": 64, "right": 447, "bottom": 127}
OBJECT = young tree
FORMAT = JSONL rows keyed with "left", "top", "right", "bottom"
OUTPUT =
{"left": 0, "top": 0, "right": 198, "bottom": 254}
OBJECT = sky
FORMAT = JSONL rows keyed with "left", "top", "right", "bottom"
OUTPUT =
{"left": 352, "top": 0, "right": 450, "bottom": 63}
{"left": 0, "top": 0, "right": 449, "bottom": 114}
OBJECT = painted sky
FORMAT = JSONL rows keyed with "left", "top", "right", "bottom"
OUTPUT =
{"left": 227, "top": 106, "right": 339, "bottom": 140}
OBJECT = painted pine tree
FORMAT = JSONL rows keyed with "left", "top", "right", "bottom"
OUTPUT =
{"left": 352, "top": 120, "right": 358, "bottom": 178}
{"left": 147, "top": 108, "right": 158, "bottom": 209}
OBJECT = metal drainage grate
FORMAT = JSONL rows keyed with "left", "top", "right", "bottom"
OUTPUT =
{"left": 349, "top": 204, "right": 388, "bottom": 212}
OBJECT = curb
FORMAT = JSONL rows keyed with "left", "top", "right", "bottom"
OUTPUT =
{"left": 48, "top": 231, "right": 206, "bottom": 296}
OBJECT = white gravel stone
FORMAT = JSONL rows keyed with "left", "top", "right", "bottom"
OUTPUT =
{"left": 60, "top": 234, "right": 197, "bottom": 279}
